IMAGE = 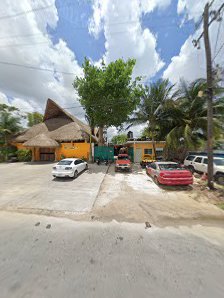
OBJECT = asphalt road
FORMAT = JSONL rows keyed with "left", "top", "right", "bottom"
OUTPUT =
{"left": 0, "top": 211, "right": 224, "bottom": 298}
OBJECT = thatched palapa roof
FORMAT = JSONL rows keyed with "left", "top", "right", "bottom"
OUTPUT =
{"left": 14, "top": 99, "right": 97, "bottom": 144}
{"left": 23, "top": 134, "right": 59, "bottom": 147}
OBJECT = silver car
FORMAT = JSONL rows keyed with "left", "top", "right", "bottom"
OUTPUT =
{"left": 52, "top": 158, "right": 88, "bottom": 178}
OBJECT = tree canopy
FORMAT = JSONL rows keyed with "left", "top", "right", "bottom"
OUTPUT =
{"left": 27, "top": 112, "right": 44, "bottom": 127}
{"left": 73, "top": 58, "right": 142, "bottom": 144}
{"left": 111, "top": 134, "right": 128, "bottom": 145}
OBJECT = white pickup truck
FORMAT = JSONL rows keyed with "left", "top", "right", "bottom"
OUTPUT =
{"left": 184, "top": 155, "right": 224, "bottom": 185}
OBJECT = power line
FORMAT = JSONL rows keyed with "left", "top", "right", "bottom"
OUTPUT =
{"left": 213, "top": 41, "right": 224, "bottom": 62}
{"left": 0, "top": 60, "right": 75, "bottom": 75}
{"left": 193, "top": 2, "right": 224, "bottom": 47}
{"left": 0, "top": 3, "right": 54, "bottom": 20}
{"left": 0, "top": 41, "right": 48, "bottom": 49}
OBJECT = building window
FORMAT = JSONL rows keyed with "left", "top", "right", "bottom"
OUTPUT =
{"left": 144, "top": 148, "right": 152, "bottom": 155}
{"left": 155, "top": 147, "right": 163, "bottom": 158}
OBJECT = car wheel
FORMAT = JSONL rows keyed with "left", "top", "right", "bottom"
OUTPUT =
{"left": 216, "top": 174, "right": 224, "bottom": 185}
{"left": 73, "top": 170, "right": 78, "bottom": 179}
{"left": 188, "top": 165, "right": 195, "bottom": 173}
{"left": 85, "top": 164, "right": 88, "bottom": 170}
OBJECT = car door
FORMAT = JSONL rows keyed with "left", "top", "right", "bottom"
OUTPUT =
{"left": 193, "top": 157, "right": 203, "bottom": 172}
{"left": 147, "top": 163, "right": 153, "bottom": 175}
{"left": 150, "top": 163, "right": 157, "bottom": 177}
{"left": 74, "top": 160, "right": 82, "bottom": 173}
{"left": 79, "top": 159, "right": 86, "bottom": 171}
{"left": 202, "top": 158, "right": 208, "bottom": 173}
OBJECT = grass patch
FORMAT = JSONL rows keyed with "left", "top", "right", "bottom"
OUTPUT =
{"left": 216, "top": 202, "right": 224, "bottom": 210}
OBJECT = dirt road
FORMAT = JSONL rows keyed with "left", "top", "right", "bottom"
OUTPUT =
{"left": 92, "top": 164, "right": 224, "bottom": 226}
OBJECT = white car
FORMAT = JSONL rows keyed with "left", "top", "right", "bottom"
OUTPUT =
{"left": 52, "top": 158, "right": 88, "bottom": 178}
{"left": 184, "top": 155, "right": 224, "bottom": 185}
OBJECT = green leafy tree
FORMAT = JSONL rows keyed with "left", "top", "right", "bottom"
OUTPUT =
{"left": 0, "top": 105, "right": 22, "bottom": 160}
{"left": 27, "top": 112, "right": 43, "bottom": 127}
{"left": 73, "top": 58, "right": 142, "bottom": 145}
{"left": 127, "top": 79, "right": 177, "bottom": 158}
{"left": 111, "top": 134, "right": 128, "bottom": 145}
{"left": 163, "top": 79, "right": 224, "bottom": 150}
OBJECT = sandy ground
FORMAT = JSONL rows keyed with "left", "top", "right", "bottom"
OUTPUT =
{"left": 0, "top": 162, "right": 223, "bottom": 226}
{"left": 0, "top": 211, "right": 224, "bottom": 298}
{"left": 91, "top": 164, "right": 224, "bottom": 226}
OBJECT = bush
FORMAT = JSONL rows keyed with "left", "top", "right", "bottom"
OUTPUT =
{"left": 16, "top": 149, "right": 32, "bottom": 162}
{"left": 60, "top": 154, "right": 66, "bottom": 160}
{"left": 0, "top": 145, "right": 17, "bottom": 162}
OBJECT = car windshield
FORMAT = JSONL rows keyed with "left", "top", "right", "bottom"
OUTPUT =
{"left": 57, "top": 160, "right": 73, "bottom": 165}
{"left": 118, "top": 156, "right": 129, "bottom": 160}
{"left": 159, "top": 163, "right": 182, "bottom": 170}
{"left": 214, "top": 159, "right": 224, "bottom": 166}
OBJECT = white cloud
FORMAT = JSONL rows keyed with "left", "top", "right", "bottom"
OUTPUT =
{"left": 0, "top": 92, "right": 8, "bottom": 104}
{"left": 164, "top": 0, "right": 224, "bottom": 84}
{"left": 89, "top": 0, "right": 171, "bottom": 80}
{"left": 0, "top": 0, "right": 83, "bottom": 118}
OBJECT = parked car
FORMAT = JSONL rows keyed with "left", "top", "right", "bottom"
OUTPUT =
{"left": 184, "top": 155, "right": 224, "bottom": 185}
{"left": 52, "top": 158, "right": 88, "bottom": 178}
{"left": 140, "top": 154, "right": 156, "bottom": 168}
{"left": 115, "top": 154, "right": 131, "bottom": 172}
{"left": 146, "top": 161, "right": 193, "bottom": 186}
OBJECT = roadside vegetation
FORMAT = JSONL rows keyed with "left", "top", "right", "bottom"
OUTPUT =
{"left": 1, "top": 58, "right": 224, "bottom": 162}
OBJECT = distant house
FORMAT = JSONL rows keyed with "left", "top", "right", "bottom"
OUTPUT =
{"left": 125, "top": 140, "right": 166, "bottom": 162}
{"left": 12, "top": 99, "right": 97, "bottom": 161}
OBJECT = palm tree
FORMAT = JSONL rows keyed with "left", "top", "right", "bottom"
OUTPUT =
{"left": 127, "top": 79, "right": 177, "bottom": 158}
{"left": 164, "top": 79, "right": 224, "bottom": 150}
{"left": 0, "top": 111, "right": 21, "bottom": 160}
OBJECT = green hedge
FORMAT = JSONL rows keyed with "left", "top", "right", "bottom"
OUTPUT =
{"left": 16, "top": 149, "right": 32, "bottom": 162}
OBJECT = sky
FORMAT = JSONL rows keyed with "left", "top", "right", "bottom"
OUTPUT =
{"left": 0, "top": 0, "right": 223, "bottom": 138}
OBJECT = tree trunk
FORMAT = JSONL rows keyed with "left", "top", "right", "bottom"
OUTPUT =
{"left": 89, "top": 134, "right": 93, "bottom": 163}
{"left": 149, "top": 124, "right": 157, "bottom": 160}
{"left": 4, "top": 134, "right": 8, "bottom": 161}
{"left": 98, "top": 126, "right": 105, "bottom": 146}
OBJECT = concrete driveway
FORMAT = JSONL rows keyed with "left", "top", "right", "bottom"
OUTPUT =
{"left": 0, "top": 162, "right": 107, "bottom": 213}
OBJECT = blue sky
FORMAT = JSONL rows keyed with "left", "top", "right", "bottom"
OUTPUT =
{"left": 1, "top": 0, "right": 223, "bottom": 129}
{"left": 48, "top": 0, "right": 195, "bottom": 82}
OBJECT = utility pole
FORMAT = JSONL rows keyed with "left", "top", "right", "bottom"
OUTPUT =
{"left": 193, "top": 1, "right": 224, "bottom": 189}
{"left": 203, "top": 2, "right": 214, "bottom": 189}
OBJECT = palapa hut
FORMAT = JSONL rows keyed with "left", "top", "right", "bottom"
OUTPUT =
{"left": 13, "top": 99, "right": 97, "bottom": 161}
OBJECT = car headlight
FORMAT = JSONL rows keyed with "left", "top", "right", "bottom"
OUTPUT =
{"left": 65, "top": 167, "right": 72, "bottom": 170}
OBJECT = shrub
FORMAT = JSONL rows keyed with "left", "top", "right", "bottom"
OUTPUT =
{"left": 0, "top": 145, "right": 17, "bottom": 162}
{"left": 60, "top": 154, "right": 66, "bottom": 160}
{"left": 16, "top": 149, "right": 32, "bottom": 162}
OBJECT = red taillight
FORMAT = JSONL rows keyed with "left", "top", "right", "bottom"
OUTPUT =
{"left": 159, "top": 172, "right": 165, "bottom": 177}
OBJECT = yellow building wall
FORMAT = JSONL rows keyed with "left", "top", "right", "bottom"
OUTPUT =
{"left": 13, "top": 142, "right": 90, "bottom": 161}
{"left": 129, "top": 142, "right": 166, "bottom": 159}
{"left": 55, "top": 142, "right": 90, "bottom": 161}
{"left": 13, "top": 143, "right": 39, "bottom": 160}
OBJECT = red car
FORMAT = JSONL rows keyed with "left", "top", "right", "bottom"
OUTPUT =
{"left": 146, "top": 162, "right": 193, "bottom": 186}
{"left": 115, "top": 154, "right": 131, "bottom": 172}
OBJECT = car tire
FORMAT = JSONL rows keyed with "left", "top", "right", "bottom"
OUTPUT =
{"left": 188, "top": 165, "right": 195, "bottom": 173}
{"left": 216, "top": 174, "right": 224, "bottom": 185}
{"left": 73, "top": 170, "right": 78, "bottom": 179}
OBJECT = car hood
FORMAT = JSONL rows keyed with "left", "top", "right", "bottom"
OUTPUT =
{"left": 215, "top": 165, "right": 224, "bottom": 172}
